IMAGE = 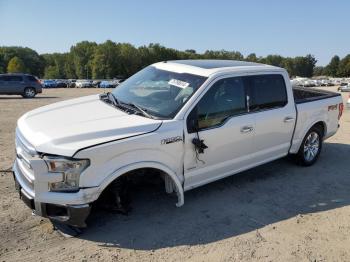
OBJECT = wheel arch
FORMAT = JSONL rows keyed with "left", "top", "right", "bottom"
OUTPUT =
{"left": 312, "top": 121, "right": 327, "bottom": 138}
{"left": 290, "top": 120, "right": 327, "bottom": 154}
{"left": 94, "top": 161, "right": 184, "bottom": 207}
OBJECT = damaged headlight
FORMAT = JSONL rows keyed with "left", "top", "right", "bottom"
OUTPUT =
{"left": 44, "top": 156, "right": 90, "bottom": 192}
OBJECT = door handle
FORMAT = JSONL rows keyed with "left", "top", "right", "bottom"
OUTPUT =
{"left": 284, "top": 116, "right": 295, "bottom": 123}
{"left": 240, "top": 126, "right": 254, "bottom": 133}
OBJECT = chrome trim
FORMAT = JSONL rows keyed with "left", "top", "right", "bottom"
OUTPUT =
{"left": 17, "top": 158, "right": 35, "bottom": 182}
{"left": 14, "top": 130, "right": 38, "bottom": 197}
{"left": 15, "top": 128, "right": 37, "bottom": 156}
{"left": 13, "top": 160, "right": 35, "bottom": 198}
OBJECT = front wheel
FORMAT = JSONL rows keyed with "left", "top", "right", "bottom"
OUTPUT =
{"left": 294, "top": 127, "right": 323, "bottom": 166}
{"left": 22, "top": 87, "right": 36, "bottom": 98}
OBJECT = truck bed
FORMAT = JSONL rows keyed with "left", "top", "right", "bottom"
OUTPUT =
{"left": 293, "top": 87, "right": 340, "bottom": 104}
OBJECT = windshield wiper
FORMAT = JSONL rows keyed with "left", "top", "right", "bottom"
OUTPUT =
{"left": 122, "top": 102, "right": 155, "bottom": 119}
{"left": 100, "top": 93, "right": 154, "bottom": 119}
{"left": 100, "top": 92, "right": 119, "bottom": 107}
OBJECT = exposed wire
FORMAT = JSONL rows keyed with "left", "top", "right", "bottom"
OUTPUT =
{"left": 194, "top": 130, "right": 205, "bottom": 165}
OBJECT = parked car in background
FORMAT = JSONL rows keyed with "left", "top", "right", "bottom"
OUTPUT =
{"left": 55, "top": 80, "right": 68, "bottom": 88}
{"left": 0, "top": 73, "right": 42, "bottom": 98}
{"left": 338, "top": 84, "right": 350, "bottom": 92}
{"left": 42, "top": 80, "right": 57, "bottom": 88}
{"left": 67, "top": 79, "right": 77, "bottom": 88}
{"left": 303, "top": 80, "right": 315, "bottom": 87}
{"left": 313, "top": 80, "right": 322, "bottom": 87}
{"left": 320, "top": 79, "right": 330, "bottom": 86}
{"left": 116, "top": 78, "right": 126, "bottom": 84}
{"left": 99, "top": 80, "right": 115, "bottom": 88}
{"left": 76, "top": 80, "right": 93, "bottom": 88}
{"left": 92, "top": 80, "right": 101, "bottom": 88}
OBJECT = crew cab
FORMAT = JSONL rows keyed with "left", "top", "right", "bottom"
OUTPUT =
{"left": 12, "top": 60, "right": 343, "bottom": 228}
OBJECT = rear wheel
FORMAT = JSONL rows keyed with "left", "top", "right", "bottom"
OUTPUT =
{"left": 22, "top": 87, "right": 36, "bottom": 98}
{"left": 294, "top": 126, "right": 323, "bottom": 166}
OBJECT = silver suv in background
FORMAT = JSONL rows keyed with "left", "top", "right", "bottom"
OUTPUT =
{"left": 0, "top": 73, "right": 42, "bottom": 98}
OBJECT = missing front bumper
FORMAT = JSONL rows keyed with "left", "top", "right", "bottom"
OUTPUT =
{"left": 13, "top": 171, "right": 91, "bottom": 228}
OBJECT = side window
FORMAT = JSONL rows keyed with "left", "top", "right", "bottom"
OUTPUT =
{"left": 247, "top": 74, "right": 287, "bottom": 110}
{"left": 26, "top": 75, "right": 37, "bottom": 82}
{"left": 2, "top": 76, "right": 11, "bottom": 81}
{"left": 188, "top": 77, "right": 246, "bottom": 131}
{"left": 11, "top": 76, "right": 23, "bottom": 82}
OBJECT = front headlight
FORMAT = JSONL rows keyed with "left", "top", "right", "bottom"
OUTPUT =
{"left": 44, "top": 156, "right": 90, "bottom": 192}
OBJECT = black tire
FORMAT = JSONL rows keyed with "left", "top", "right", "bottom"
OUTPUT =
{"left": 293, "top": 126, "right": 323, "bottom": 166}
{"left": 22, "top": 87, "right": 36, "bottom": 98}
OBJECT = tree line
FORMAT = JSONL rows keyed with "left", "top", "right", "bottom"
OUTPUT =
{"left": 0, "top": 40, "right": 348, "bottom": 79}
{"left": 313, "top": 55, "right": 350, "bottom": 77}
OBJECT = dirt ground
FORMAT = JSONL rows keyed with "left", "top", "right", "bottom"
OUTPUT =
{"left": 1, "top": 87, "right": 350, "bottom": 262}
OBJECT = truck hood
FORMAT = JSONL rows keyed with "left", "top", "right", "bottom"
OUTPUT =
{"left": 17, "top": 94, "right": 162, "bottom": 156}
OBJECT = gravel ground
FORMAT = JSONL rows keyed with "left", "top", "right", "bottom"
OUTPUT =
{"left": 0, "top": 87, "right": 350, "bottom": 262}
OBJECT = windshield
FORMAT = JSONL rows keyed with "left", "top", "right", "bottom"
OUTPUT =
{"left": 112, "top": 66, "right": 207, "bottom": 119}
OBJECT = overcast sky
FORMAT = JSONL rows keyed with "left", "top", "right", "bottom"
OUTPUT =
{"left": 0, "top": 0, "right": 349, "bottom": 65}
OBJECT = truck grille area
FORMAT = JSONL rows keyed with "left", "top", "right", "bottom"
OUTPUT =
{"left": 14, "top": 131, "right": 38, "bottom": 198}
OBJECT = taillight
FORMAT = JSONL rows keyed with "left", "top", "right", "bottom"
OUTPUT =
{"left": 338, "top": 102, "right": 344, "bottom": 119}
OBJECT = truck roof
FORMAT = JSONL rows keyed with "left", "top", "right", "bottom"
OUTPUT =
{"left": 154, "top": 59, "right": 282, "bottom": 77}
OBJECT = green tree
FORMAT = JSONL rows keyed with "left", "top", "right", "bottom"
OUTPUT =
{"left": 92, "top": 40, "right": 120, "bottom": 79}
{"left": 313, "top": 66, "right": 325, "bottom": 76}
{"left": 7, "top": 56, "right": 26, "bottom": 73}
{"left": 203, "top": 50, "right": 243, "bottom": 60}
{"left": 324, "top": 55, "right": 340, "bottom": 76}
{"left": 44, "top": 65, "right": 60, "bottom": 79}
{"left": 246, "top": 53, "right": 258, "bottom": 62}
{"left": 337, "top": 55, "right": 350, "bottom": 77}
{"left": 0, "top": 53, "right": 4, "bottom": 73}
{"left": 70, "top": 41, "right": 97, "bottom": 79}
{"left": 282, "top": 58, "right": 295, "bottom": 77}
{"left": 293, "top": 55, "right": 317, "bottom": 77}
{"left": 0, "top": 47, "right": 44, "bottom": 76}
{"left": 264, "top": 55, "right": 284, "bottom": 67}
{"left": 117, "top": 43, "right": 141, "bottom": 77}
{"left": 63, "top": 53, "right": 77, "bottom": 79}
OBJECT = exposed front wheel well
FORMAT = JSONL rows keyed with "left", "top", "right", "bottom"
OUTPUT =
{"left": 95, "top": 168, "right": 182, "bottom": 214}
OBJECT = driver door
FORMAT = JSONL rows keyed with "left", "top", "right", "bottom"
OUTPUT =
{"left": 183, "top": 76, "right": 255, "bottom": 190}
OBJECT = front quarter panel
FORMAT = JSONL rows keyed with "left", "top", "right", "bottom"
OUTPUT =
{"left": 74, "top": 120, "right": 185, "bottom": 190}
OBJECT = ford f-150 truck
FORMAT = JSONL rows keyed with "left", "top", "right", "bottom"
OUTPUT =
{"left": 13, "top": 60, "right": 344, "bottom": 228}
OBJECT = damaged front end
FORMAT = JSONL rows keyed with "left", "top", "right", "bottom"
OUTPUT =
{"left": 13, "top": 131, "right": 96, "bottom": 229}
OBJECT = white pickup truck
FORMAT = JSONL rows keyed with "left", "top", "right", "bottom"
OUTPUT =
{"left": 13, "top": 60, "right": 344, "bottom": 228}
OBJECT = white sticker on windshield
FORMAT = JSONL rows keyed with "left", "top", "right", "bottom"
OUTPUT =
{"left": 168, "top": 79, "right": 189, "bottom": 89}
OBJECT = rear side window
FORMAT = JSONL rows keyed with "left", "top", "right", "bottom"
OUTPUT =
{"left": 1, "top": 76, "right": 12, "bottom": 81}
{"left": 247, "top": 74, "right": 287, "bottom": 110}
{"left": 26, "top": 75, "right": 37, "bottom": 82}
{"left": 7, "top": 76, "right": 23, "bottom": 81}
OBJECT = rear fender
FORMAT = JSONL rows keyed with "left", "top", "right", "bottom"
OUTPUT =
{"left": 289, "top": 120, "right": 327, "bottom": 154}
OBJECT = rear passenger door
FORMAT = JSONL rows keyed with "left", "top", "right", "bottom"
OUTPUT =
{"left": 8, "top": 75, "right": 25, "bottom": 94}
{"left": 0, "top": 75, "right": 7, "bottom": 93}
{"left": 246, "top": 74, "right": 296, "bottom": 163}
